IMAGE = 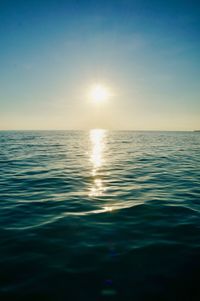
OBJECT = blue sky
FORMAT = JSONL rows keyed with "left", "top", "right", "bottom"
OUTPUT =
{"left": 0, "top": 0, "right": 200, "bottom": 130}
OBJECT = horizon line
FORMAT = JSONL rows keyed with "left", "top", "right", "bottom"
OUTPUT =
{"left": 0, "top": 129, "right": 198, "bottom": 132}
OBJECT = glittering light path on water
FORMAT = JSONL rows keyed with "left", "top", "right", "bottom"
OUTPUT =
{"left": 89, "top": 129, "right": 107, "bottom": 197}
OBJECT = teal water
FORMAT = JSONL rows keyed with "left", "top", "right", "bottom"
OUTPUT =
{"left": 0, "top": 130, "right": 200, "bottom": 300}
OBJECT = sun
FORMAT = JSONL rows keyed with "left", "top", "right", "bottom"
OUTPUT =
{"left": 89, "top": 84, "right": 110, "bottom": 104}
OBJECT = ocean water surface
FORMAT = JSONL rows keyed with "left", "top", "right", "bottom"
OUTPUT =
{"left": 0, "top": 130, "right": 200, "bottom": 300}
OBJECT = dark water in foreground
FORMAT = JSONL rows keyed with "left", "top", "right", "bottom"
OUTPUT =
{"left": 0, "top": 130, "right": 200, "bottom": 301}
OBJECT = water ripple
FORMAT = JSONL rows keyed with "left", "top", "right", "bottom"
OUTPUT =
{"left": 0, "top": 130, "right": 200, "bottom": 300}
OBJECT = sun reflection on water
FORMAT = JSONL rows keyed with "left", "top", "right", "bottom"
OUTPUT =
{"left": 89, "top": 129, "right": 106, "bottom": 197}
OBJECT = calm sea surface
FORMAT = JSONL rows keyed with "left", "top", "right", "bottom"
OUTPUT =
{"left": 0, "top": 130, "right": 200, "bottom": 300}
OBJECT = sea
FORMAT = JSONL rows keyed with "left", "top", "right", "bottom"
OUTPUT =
{"left": 0, "top": 130, "right": 200, "bottom": 301}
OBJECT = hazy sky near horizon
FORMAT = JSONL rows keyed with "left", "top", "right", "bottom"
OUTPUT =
{"left": 0, "top": 0, "right": 200, "bottom": 130}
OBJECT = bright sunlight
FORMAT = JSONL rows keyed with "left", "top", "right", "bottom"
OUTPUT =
{"left": 89, "top": 84, "right": 110, "bottom": 104}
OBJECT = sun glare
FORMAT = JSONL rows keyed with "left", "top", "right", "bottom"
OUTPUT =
{"left": 90, "top": 84, "right": 110, "bottom": 104}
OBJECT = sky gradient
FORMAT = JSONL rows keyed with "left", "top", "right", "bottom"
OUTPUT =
{"left": 0, "top": 0, "right": 200, "bottom": 130}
